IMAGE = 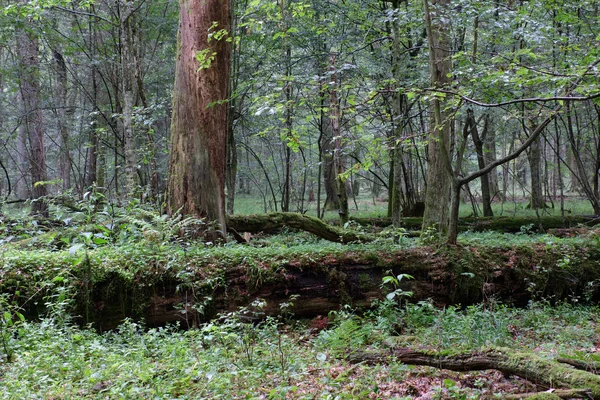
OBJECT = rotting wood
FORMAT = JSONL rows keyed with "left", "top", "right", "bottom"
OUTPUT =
{"left": 349, "top": 347, "right": 600, "bottom": 398}
{"left": 228, "top": 212, "right": 375, "bottom": 243}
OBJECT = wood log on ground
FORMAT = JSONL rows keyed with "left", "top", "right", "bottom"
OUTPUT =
{"left": 349, "top": 215, "right": 600, "bottom": 233}
{"left": 5, "top": 242, "right": 600, "bottom": 330}
{"left": 496, "top": 389, "right": 591, "bottom": 399}
{"left": 349, "top": 347, "right": 600, "bottom": 398}
{"left": 228, "top": 212, "right": 375, "bottom": 243}
{"left": 558, "top": 357, "right": 600, "bottom": 373}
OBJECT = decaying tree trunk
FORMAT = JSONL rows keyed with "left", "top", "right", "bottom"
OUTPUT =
{"left": 167, "top": 0, "right": 231, "bottom": 235}
{"left": 350, "top": 347, "right": 600, "bottom": 399}
{"left": 228, "top": 212, "right": 374, "bottom": 243}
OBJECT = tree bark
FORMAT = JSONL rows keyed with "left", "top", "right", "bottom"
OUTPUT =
{"left": 526, "top": 122, "right": 546, "bottom": 209}
{"left": 17, "top": 19, "right": 48, "bottom": 217}
{"left": 422, "top": 0, "right": 453, "bottom": 233}
{"left": 468, "top": 109, "right": 493, "bottom": 216}
{"left": 167, "top": 0, "right": 231, "bottom": 235}
{"left": 53, "top": 50, "right": 71, "bottom": 192}
{"left": 120, "top": 1, "right": 138, "bottom": 196}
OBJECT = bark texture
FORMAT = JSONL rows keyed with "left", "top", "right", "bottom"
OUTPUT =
{"left": 17, "top": 21, "right": 48, "bottom": 216}
{"left": 422, "top": 0, "right": 453, "bottom": 232}
{"left": 167, "top": 0, "right": 231, "bottom": 234}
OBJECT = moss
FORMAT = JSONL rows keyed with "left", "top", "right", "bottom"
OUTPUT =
{"left": 524, "top": 394, "right": 561, "bottom": 400}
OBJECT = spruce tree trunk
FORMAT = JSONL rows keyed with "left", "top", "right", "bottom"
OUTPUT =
{"left": 167, "top": 0, "right": 231, "bottom": 234}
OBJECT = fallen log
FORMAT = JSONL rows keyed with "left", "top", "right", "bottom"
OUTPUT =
{"left": 558, "top": 357, "right": 600, "bottom": 373}
{"left": 4, "top": 241, "right": 600, "bottom": 330}
{"left": 349, "top": 215, "right": 600, "bottom": 233}
{"left": 227, "top": 212, "right": 375, "bottom": 243}
{"left": 350, "top": 347, "right": 600, "bottom": 398}
{"left": 495, "top": 389, "right": 591, "bottom": 399}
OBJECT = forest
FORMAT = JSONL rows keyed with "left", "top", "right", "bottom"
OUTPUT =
{"left": 2, "top": 0, "right": 600, "bottom": 398}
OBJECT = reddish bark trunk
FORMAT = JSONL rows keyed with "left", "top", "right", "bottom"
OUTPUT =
{"left": 167, "top": 0, "right": 231, "bottom": 234}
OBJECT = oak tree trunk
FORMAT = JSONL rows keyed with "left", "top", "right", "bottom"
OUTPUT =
{"left": 167, "top": 0, "right": 231, "bottom": 235}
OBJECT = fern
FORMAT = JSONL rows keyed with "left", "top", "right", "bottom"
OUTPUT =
{"left": 120, "top": 208, "right": 205, "bottom": 243}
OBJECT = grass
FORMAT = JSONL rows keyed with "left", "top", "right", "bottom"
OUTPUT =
{"left": 1, "top": 300, "right": 598, "bottom": 399}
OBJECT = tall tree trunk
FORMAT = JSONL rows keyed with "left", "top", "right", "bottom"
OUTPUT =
{"left": 226, "top": 6, "right": 239, "bottom": 216}
{"left": 422, "top": 0, "right": 453, "bottom": 233}
{"left": 120, "top": 1, "right": 138, "bottom": 197}
{"left": 167, "top": 0, "right": 231, "bottom": 235}
{"left": 17, "top": 22, "right": 48, "bottom": 217}
{"left": 329, "top": 53, "right": 348, "bottom": 222}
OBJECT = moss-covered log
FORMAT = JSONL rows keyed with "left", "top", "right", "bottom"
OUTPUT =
{"left": 3, "top": 240, "right": 600, "bottom": 330}
{"left": 349, "top": 215, "right": 600, "bottom": 233}
{"left": 350, "top": 347, "right": 599, "bottom": 398}
{"left": 228, "top": 212, "right": 375, "bottom": 243}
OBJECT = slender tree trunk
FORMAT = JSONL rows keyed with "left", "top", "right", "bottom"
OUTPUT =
{"left": 167, "top": 0, "right": 231, "bottom": 235}
{"left": 17, "top": 21, "right": 48, "bottom": 216}
{"left": 16, "top": 95, "right": 31, "bottom": 200}
{"left": 53, "top": 50, "right": 71, "bottom": 192}
{"left": 422, "top": 0, "right": 453, "bottom": 233}
{"left": 226, "top": 6, "right": 239, "bottom": 216}
{"left": 483, "top": 116, "right": 500, "bottom": 200}
{"left": 468, "top": 109, "right": 493, "bottom": 216}
{"left": 526, "top": 121, "right": 545, "bottom": 209}
{"left": 120, "top": 1, "right": 138, "bottom": 197}
{"left": 565, "top": 102, "right": 600, "bottom": 214}
{"left": 329, "top": 53, "right": 348, "bottom": 223}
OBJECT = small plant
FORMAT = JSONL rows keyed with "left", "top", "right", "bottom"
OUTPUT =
{"left": 0, "top": 292, "right": 25, "bottom": 363}
{"left": 419, "top": 225, "right": 442, "bottom": 245}
{"left": 382, "top": 272, "right": 414, "bottom": 305}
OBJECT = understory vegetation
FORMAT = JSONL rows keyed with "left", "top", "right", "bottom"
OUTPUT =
{"left": 2, "top": 199, "right": 600, "bottom": 399}
{"left": 1, "top": 298, "right": 599, "bottom": 399}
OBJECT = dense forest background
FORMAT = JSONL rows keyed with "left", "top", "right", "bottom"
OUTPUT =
{"left": 2, "top": 0, "right": 599, "bottom": 236}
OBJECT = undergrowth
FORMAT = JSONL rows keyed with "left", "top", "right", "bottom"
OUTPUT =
{"left": 1, "top": 300, "right": 598, "bottom": 399}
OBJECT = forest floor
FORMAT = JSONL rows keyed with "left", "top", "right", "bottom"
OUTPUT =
{"left": 1, "top": 300, "right": 598, "bottom": 399}
{"left": 1, "top": 198, "right": 600, "bottom": 399}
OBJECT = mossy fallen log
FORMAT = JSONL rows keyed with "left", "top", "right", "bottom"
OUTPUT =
{"left": 228, "top": 212, "right": 375, "bottom": 243}
{"left": 3, "top": 240, "right": 600, "bottom": 330}
{"left": 349, "top": 347, "right": 599, "bottom": 398}
{"left": 349, "top": 215, "right": 600, "bottom": 233}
